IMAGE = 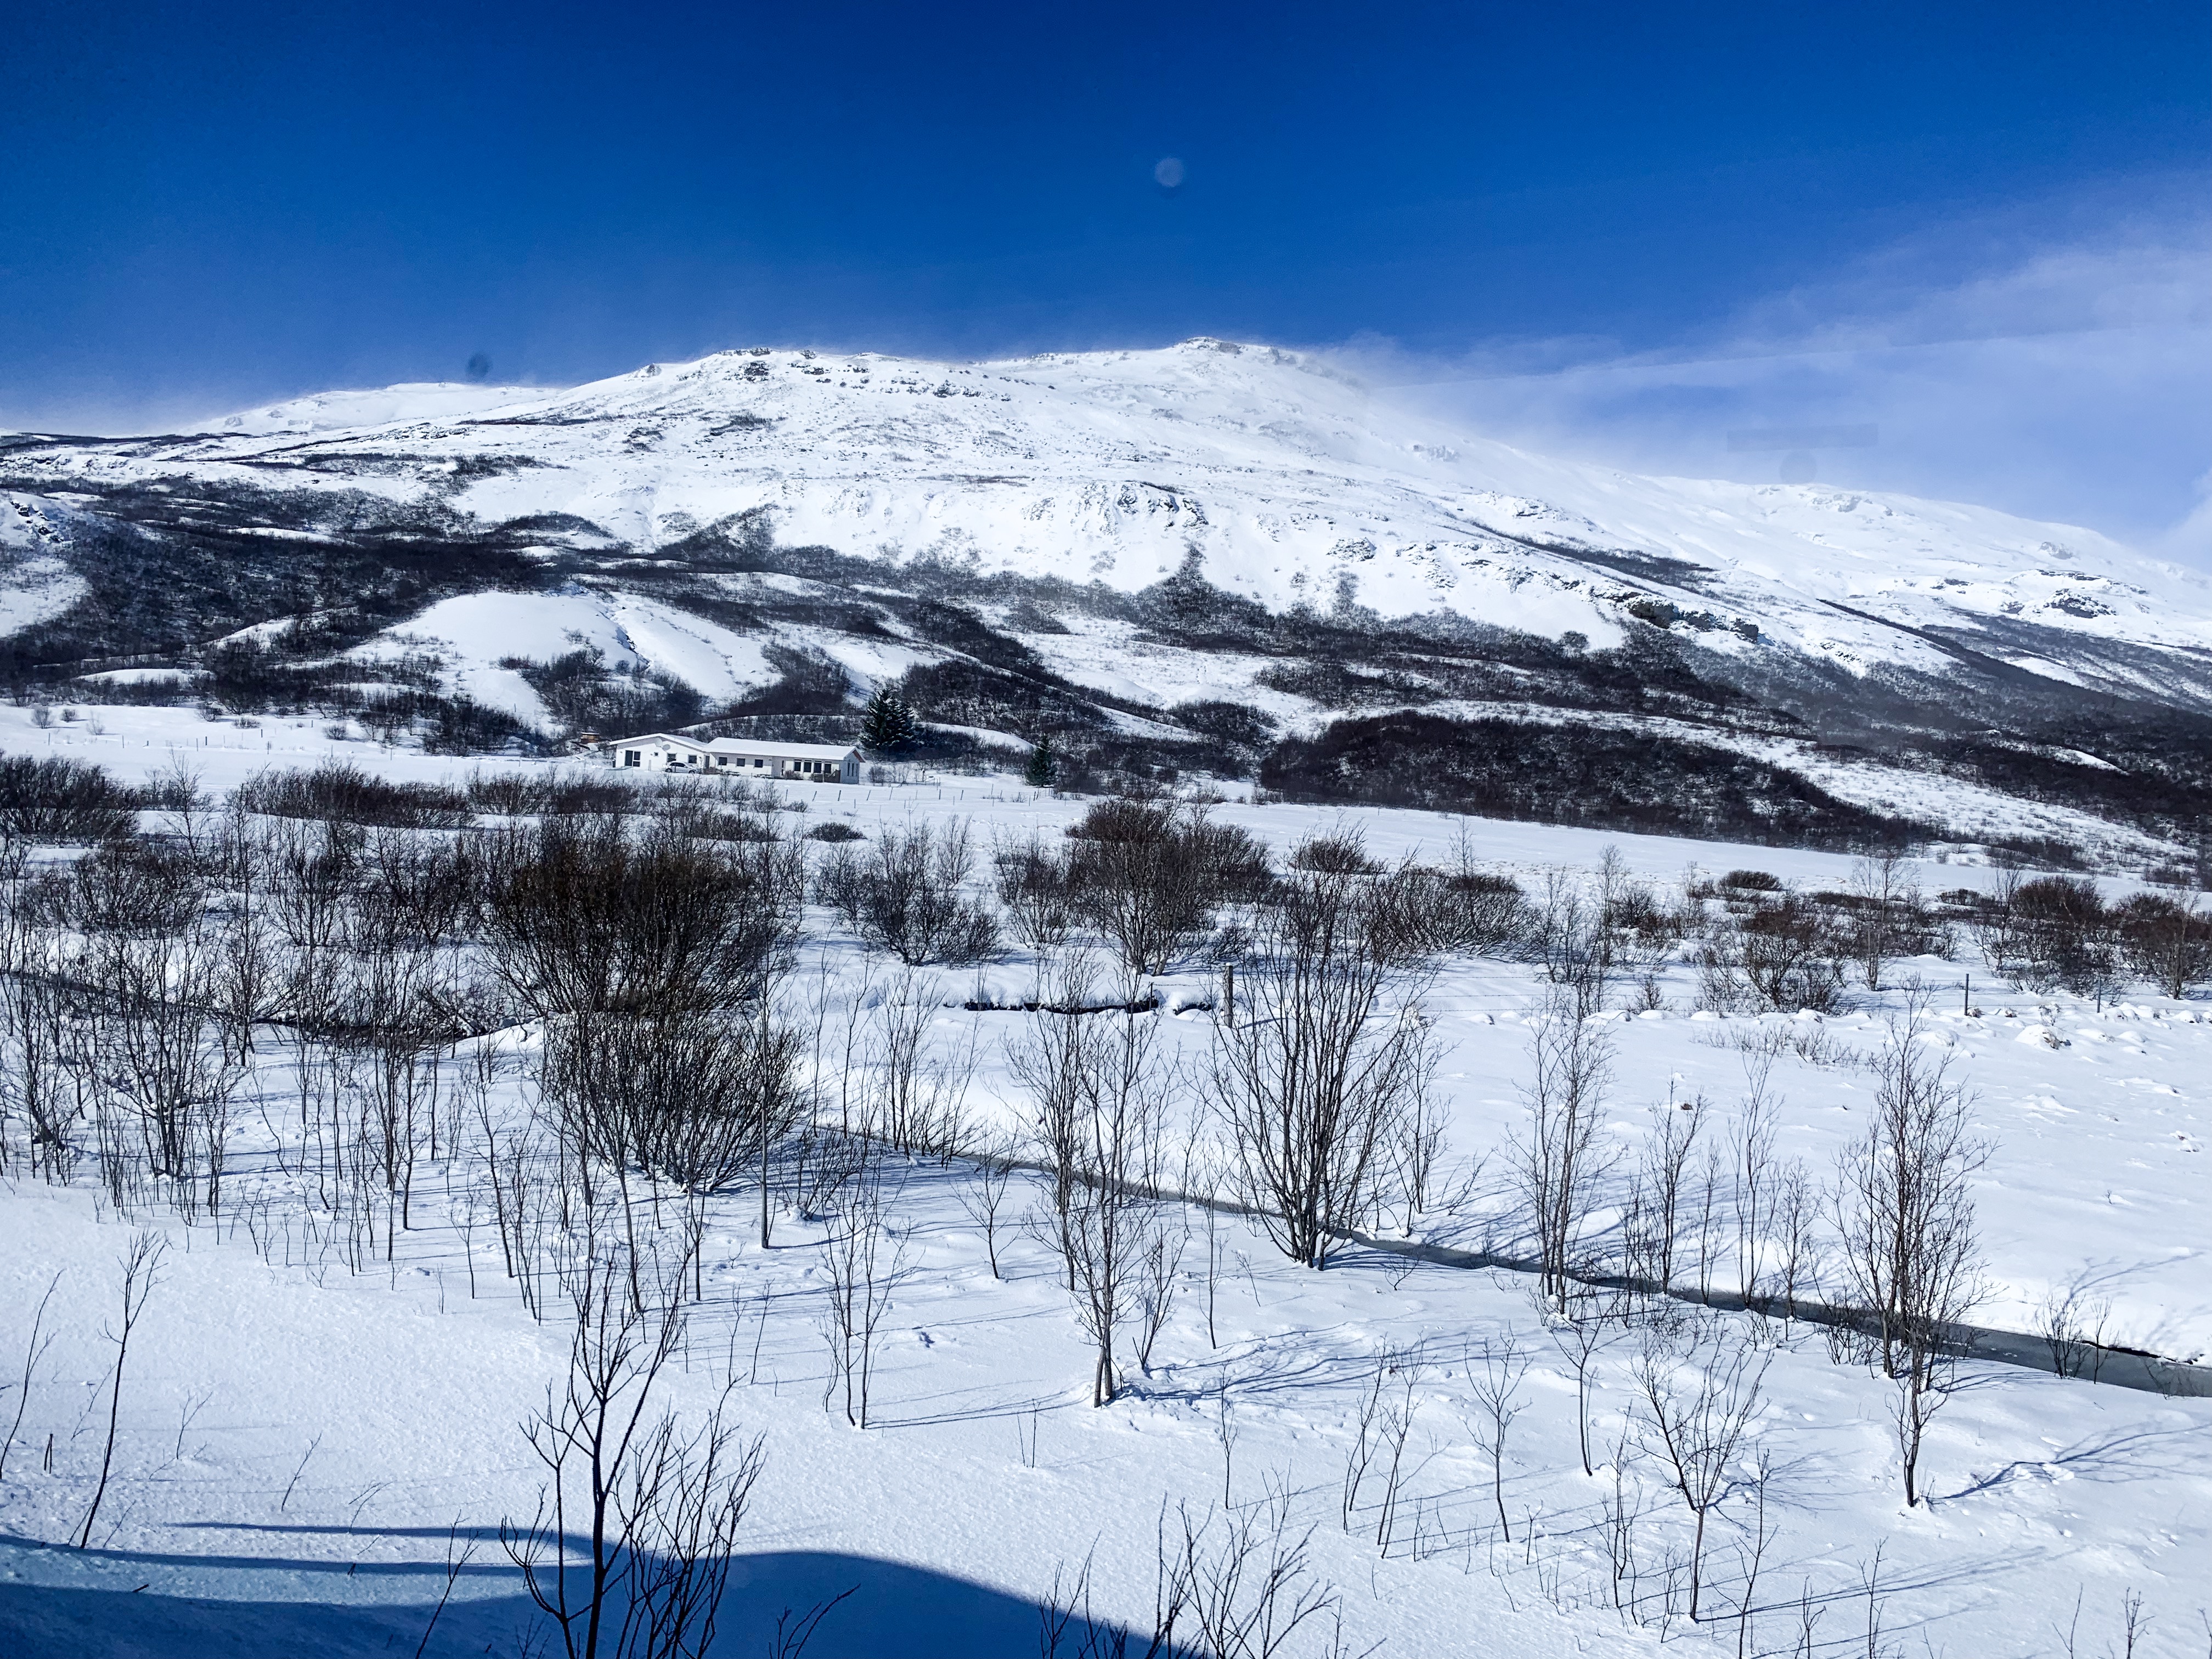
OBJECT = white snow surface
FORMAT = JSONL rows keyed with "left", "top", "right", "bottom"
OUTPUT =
{"left": 350, "top": 587, "right": 781, "bottom": 723}
{"left": 0, "top": 495, "right": 93, "bottom": 635}
{"left": 21, "top": 341, "right": 2212, "bottom": 697}
{"left": 1, "top": 709, "right": 2209, "bottom": 1656}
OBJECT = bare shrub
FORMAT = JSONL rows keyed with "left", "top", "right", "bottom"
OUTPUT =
{"left": 0, "top": 1272, "right": 61, "bottom": 1485}
{"left": 1730, "top": 1054, "right": 1780, "bottom": 1304}
{"left": 1064, "top": 799, "right": 1268, "bottom": 975}
{"left": 816, "top": 817, "right": 998, "bottom": 966}
{"left": 48, "top": 835, "right": 210, "bottom": 936}
{"left": 1041, "top": 1493, "right": 1342, "bottom": 1659}
{"left": 1426, "top": 867, "right": 1531, "bottom": 957}
{"left": 1992, "top": 876, "right": 2119, "bottom": 996}
{"left": 1288, "top": 830, "right": 1379, "bottom": 876}
{"left": 1165, "top": 1494, "right": 1341, "bottom": 1659}
{"left": 1841, "top": 853, "right": 1947, "bottom": 991}
{"left": 1531, "top": 849, "right": 1681, "bottom": 1016}
{"left": 1532, "top": 869, "right": 1602, "bottom": 1011}
{"left": 541, "top": 1006, "right": 806, "bottom": 1191}
{"left": 78, "top": 927, "right": 246, "bottom": 1218}
{"left": 1717, "top": 870, "right": 1782, "bottom": 894}
{"left": 2036, "top": 1274, "right": 2113, "bottom": 1383}
{"left": 1624, "top": 1094, "right": 1705, "bottom": 1300}
{"left": 503, "top": 1233, "right": 764, "bottom": 1659}
{"left": 77, "top": 1232, "right": 167, "bottom": 1549}
{"left": 861, "top": 972, "right": 977, "bottom": 1157}
{"left": 2114, "top": 892, "right": 2212, "bottom": 998}
{"left": 953, "top": 1137, "right": 1020, "bottom": 1279}
{"left": 0, "top": 950, "right": 78, "bottom": 1182}
{"left": 329, "top": 940, "right": 459, "bottom": 1234}
{"left": 1541, "top": 1296, "right": 1615, "bottom": 1477}
{"left": 235, "top": 760, "right": 473, "bottom": 829}
{"left": 0, "top": 755, "right": 138, "bottom": 843}
{"left": 819, "top": 1152, "right": 906, "bottom": 1429}
{"left": 992, "top": 830, "right": 1077, "bottom": 952}
{"left": 485, "top": 816, "right": 803, "bottom": 1017}
{"left": 1771, "top": 1156, "right": 1822, "bottom": 1319}
{"left": 1378, "top": 1055, "right": 1452, "bottom": 1233}
{"left": 1466, "top": 1336, "right": 1529, "bottom": 1541}
{"left": 1736, "top": 893, "right": 1849, "bottom": 1013}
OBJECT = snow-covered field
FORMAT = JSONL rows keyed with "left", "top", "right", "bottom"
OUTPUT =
{"left": 2, "top": 707, "right": 2208, "bottom": 1657}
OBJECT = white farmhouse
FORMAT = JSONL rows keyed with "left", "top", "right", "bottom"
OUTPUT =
{"left": 611, "top": 733, "right": 862, "bottom": 783}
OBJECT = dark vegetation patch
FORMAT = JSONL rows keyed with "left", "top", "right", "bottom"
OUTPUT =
{"left": 0, "top": 479, "right": 544, "bottom": 683}
{"left": 512, "top": 649, "right": 704, "bottom": 740}
{"left": 1261, "top": 712, "right": 1935, "bottom": 853}
{"left": 462, "top": 769, "right": 634, "bottom": 817}
{"left": 1926, "top": 732, "right": 2212, "bottom": 845}
{"left": 1170, "top": 700, "right": 1277, "bottom": 753}
{"left": 724, "top": 645, "right": 851, "bottom": 719}
{"left": 0, "top": 755, "right": 140, "bottom": 842}
{"left": 234, "top": 761, "right": 475, "bottom": 829}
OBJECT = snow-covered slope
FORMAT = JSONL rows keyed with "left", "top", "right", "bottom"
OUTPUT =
{"left": 18, "top": 339, "right": 2212, "bottom": 701}
{"left": 184, "top": 380, "right": 546, "bottom": 437}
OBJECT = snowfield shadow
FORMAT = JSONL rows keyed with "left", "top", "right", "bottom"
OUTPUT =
{"left": 0, "top": 1532, "right": 1103, "bottom": 1658}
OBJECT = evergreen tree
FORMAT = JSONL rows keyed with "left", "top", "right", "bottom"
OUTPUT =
{"left": 860, "top": 685, "right": 919, "bottom": 755}
{"left": 1024, "top": 732, "right": 1057, "bottom": 789}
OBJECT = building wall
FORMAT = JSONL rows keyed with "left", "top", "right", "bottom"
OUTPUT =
{"left": 612, "top": 741, "right": 858, "bottom": 780}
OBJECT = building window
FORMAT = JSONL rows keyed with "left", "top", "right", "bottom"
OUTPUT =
{"left": 623, "top": 751, "right": 641, "bottom": 767}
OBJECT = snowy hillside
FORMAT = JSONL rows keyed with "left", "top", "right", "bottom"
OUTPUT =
{"left": 16, "top": 339, "right": 2212, "bottom": 695}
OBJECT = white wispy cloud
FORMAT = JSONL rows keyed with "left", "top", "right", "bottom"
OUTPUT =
{"left": 1350, "top": 206, "right": 2211, "bottom": 562}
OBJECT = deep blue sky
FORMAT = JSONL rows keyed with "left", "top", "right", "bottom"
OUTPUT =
{"left": 3, "top": 1, "right": 2205, "bottom": 539}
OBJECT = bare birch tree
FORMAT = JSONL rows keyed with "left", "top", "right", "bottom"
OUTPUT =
{"left": 819, "top": 1152, "right": 906, "bottom": 1430}
{"left": 503, "top": 1226, "right": 763, "bottom": 1659}
{"left": 1831, "top": 989, "right": 1988, "bottom": 1505}
{"left": 1625, "top": 1093, "right": 1705, "bottom": 1301}
{"left": 1212, "top": 867, "right": 1431, "bottom": 1268}
{"left": 1632, "top": 1325, "right": 1768, "bottom": 1622}
{"left": 1015, "top": 977, "right": 1180, "bottom": 1404}
{"left": 1467, "top": 1336, "right": 1529, "bottom": 1541}
{"left": 1512, "top": 991, "right": 1615, "bottom": 1313}
{"left": 77, "top": 1232, "right": 167, "bottom": 1550}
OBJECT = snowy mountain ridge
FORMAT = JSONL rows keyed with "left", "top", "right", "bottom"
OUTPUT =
{"left": 97, "top": 336, "right": 2209, "bottom": 703}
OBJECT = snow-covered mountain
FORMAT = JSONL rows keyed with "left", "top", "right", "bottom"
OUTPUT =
{"left": 3, "top": 339, "right": 2208, "bottom": 864}
{"left": 19, "top": 337, "right": 2211, "bottom": 694}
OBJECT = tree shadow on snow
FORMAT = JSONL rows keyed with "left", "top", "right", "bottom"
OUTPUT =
{"left": 0, "top": 1530, "right": 1103, "bottom": 1659}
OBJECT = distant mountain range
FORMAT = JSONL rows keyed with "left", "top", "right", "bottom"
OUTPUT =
{"left": 5, "top": 340, "right": 2208, "bottom": 870}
